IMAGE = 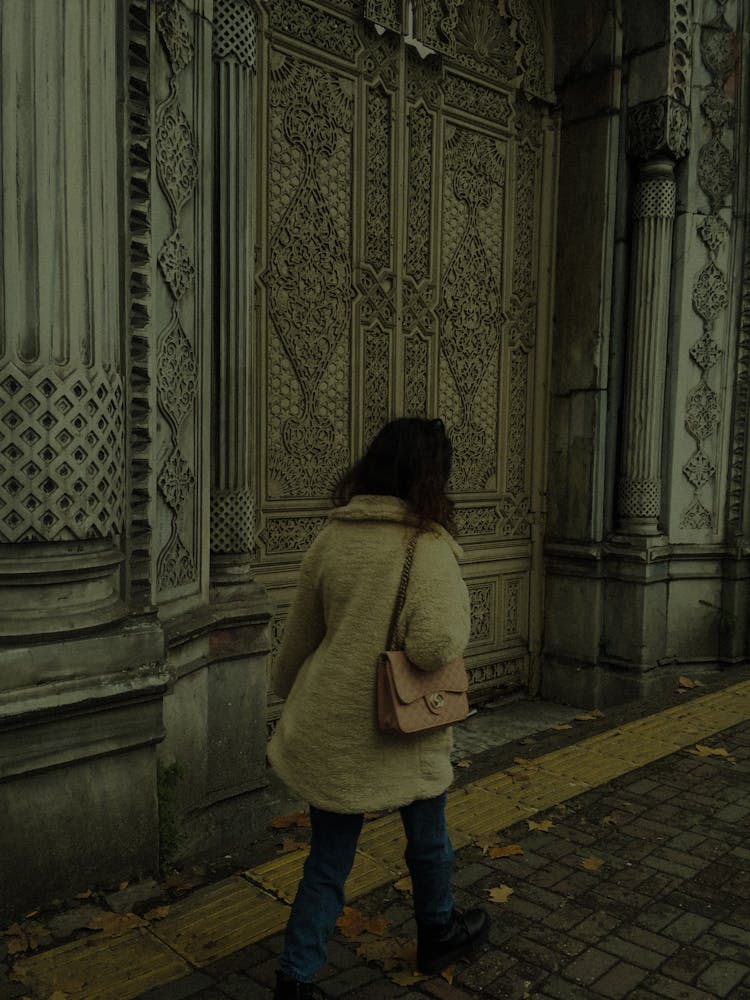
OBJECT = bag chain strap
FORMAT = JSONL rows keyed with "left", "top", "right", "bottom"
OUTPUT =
{"left": 385, "top": 533, "right": 418, "bottom": 651}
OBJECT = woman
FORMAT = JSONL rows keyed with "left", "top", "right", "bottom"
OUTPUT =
{"left": 268, "top": 418, "right": 489, "bottom": 1000}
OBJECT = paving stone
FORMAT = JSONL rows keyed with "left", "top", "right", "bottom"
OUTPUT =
{"left": 536, "top": 974, "right": 601, "bottom": 999}
{"left": 451, "top": 862, "right": 493, "bottom": 888}
{"left": 104, "top": 878, "right": 164, "bottom": 914}
{"left": 658, "top": 946, "right": 715, "bottom": 983}
{"left": 598, "top": 934, "right": 668, "bottom": 971}
{"left": 693, "top": 931, "right": 749, "bottom": 963}
{"left": 635, "top": 903, "right": 685, "bottom": 934}
{"left": 563, "top": 947, "right": 619, "bottom": 985}
{"left": 46, "top": 903, "right": 108, "bottom": 938}
{"left": 615, "top": 924, "right": 679, "bottom": 958}
{"left": 542, "top": 902, "right": 594, "bottom": 932}
{"left": 642, "top": 974, "right": 717, "bottom": 1000}
{"left": 589, "top": 960, "right": 648, "bottom": 998}
{"left": 696, "top": 959, "right": 749, "bottom": 997}
{"left": 456, "top": 947, "right": 517, "bottom": 990}
{"left": 137, "top": 973, "right": 215, "bottom": 1000}
{"left": 318, "top": 964, "right": 382, "bottom": 997}
{"left": 571, "top": 911, "right": 621, "bottom": 943}
{"left": 662, "top": 912, "right": 714, "bottom": 944}
{"left": 215, "top": 973, "right": 264, "bottom": 999}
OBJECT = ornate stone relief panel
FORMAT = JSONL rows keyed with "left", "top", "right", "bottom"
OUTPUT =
{"left": 682, "top": 0, "right": 737, "bottom": 531}
{"left": 153, "top": 0, "right": 204, "bottom": 597}
{"left": 254, "top": 0, "right": 551, "bottom": 701}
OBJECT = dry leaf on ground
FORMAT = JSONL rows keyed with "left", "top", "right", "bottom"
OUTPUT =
{"left": 49, "top": 992, "right": 70, "bottom": 1000}
{"left": 4, "top": 921, "right": 48, "bottom": 955}
{"left": 527, "top": 818, "right": 554, "bottom": 832}
{"left": 356, "top": 935, "right": 408, "bottom": 970}
{"left": 678, "top": 676, "right": 704, "bottom": 690}
{"left": 686, "top": 743, "right": 735, "bottom": 762}
{"left": 487, "top": 843, "right": 525, "bottom": 859}
{"left": 553, "top": 724, "right": 573, "bottom": 731}
{"left": 575, "top": 709, "right": 604, "bottom": 721}
{"left": 581, "top": 856, "right": 604, "bottom": 871}
{"left": 86, "top": 912, "right": 145, "bottom": 936}
{"left": 393, "top": 875, "right": 413, "bottom": 896}
{"left": 336, "top": 906, "right": 388, "bottom": 939}
{"left": 144, "top": 906, "right": 170, "bottom": 922}
{"left": 162, "top": 873, "right": 197, "bottom": 892}
{"left": 455, "top": 759, "right": 472, "bottom": 769}
{"left": 75, "top": 890, "right": 92, "bottom": 900}
{"left": 270, "top": 810, "right": 311, "bottom": 830}
{"left": 487, "top": 885, "right": 514, "bottom": 903}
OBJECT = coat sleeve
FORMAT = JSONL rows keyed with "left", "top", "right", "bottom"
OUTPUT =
{"left": 402, "top": 533, "right": 470, "bottom": 671}
{"left": 270, "top": 539, "right": 327, "bottom": 700}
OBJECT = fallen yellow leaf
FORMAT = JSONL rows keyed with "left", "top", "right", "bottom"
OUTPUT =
{"left": 686, "top": 743, "right": 734, "bottom": 760}
{"left": 487, "top": 885, "right": 514, "bottom": 903}
{"left": 441, "top": 964, "right": 457, "bottom": 984}
{"left": 527, "top": 818, "right": 554, "bottom": 832}
{"left": 455, "top": 759, "right": 473, "bottom": 769}
{"left": 144, "top": 905, "right": 170, "bottom": 922}
{"left": 389, "top": 969, "right": 427, "bottom": 986}
{"left": 553, "top": 723, "right": 573, "bottom": 731}
{"left": 118, "top": 881, "right": 129, "bottom": 891}
{"left": 487, "top": 843, "right": 525, "bottom": 859}
{"left": 75, "top": 890, "right": 93, "bottom": 900}
{"left": 575, "top": 709, "right": 604, "bottom": 721}
{"left": 581, "top": 856, "right": 604, "bottom": 871}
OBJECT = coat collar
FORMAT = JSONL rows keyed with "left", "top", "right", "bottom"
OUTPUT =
{"left": 328, "top": 495, "right": 463, "bottom": 558}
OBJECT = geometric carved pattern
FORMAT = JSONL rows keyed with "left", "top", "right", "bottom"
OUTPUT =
{"left": 468, "top": 582, "right": 493, "bottom": 644}
{"left": 634, "top": 178, "right": 677, "bottom": 220}
{"left": 210, "top": 487, "right": 255, "bottom": 554}
{"left": 467, "top": 656, "right": 526, "bottom": 694}
{"left": 155, "top": 3, "right": 199, "bottom": 590}
{"left": 682, "top": 0, "right": 738, "bottom": 531}
{"left": 157, "top": 315, "right": 199, "bottom": 432}
{"left": 0, "top": 364, "right": 125, "bottom": 542}
{"left": 156, "top": 0, "right": 195, "bottom": 74}
{"left": 214, "top": 0, "right": 258, "bottom": 69}
{"left": 158, "top": 447, "right": 195, "bottom": 515}
{"left": 267, "top": 0, "right": 359, "bottom": 61}
{"left": 264, "top": 57, "right": 353, "bottom": 497}
{"left": 155, "top": 90, "right": 199, "bottom": 219}
{"left": 618, "top": 478, "right": 661, "bottom": 520}
{"left": 439, "top": 128, "right": 506, "bottom": 489}
{"left": 261, "top": 516, "right": 327, "bottom": 555}
{"left": 454, "top": 505, "right": 497, "bottom": 537}
{"left": 158, "top": 229, "right": 195, "bottom": 300}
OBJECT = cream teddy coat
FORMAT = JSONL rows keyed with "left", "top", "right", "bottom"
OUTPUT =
{"left": 267, "top": 494, "right": 471, "bottom": 814}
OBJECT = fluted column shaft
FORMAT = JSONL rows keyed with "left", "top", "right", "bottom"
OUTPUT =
{"left": 0, "top": 1, "right": 125, "bottom": 637}
{"left": 617, "top": 158, "right": 677, "bottom": 534}
{"left": 210, "top": 0, "right": 258, "bottom": 575}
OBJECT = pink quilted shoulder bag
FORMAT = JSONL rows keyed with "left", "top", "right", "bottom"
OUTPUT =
{"left": 376, "top": 534, "right": 469, "bottom": 735}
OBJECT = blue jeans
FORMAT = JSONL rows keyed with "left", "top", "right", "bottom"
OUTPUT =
{"left": 279, "top": 793, "right": 454, "bottom": 982}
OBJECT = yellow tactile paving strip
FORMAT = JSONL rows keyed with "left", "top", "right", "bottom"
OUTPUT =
{"left": 12, "top": 927, "right": 191, "bottom": 1000}
{"left": 13, "top": 678, "right": 750, "bottom": 999}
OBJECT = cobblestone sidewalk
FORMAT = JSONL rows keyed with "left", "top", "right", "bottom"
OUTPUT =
{"left": 6, "top": 680, "right": 750, "bottom": 1000}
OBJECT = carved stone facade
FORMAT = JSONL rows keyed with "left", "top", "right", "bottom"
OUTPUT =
{"left": 3, "top": 0, "right": 750, "bottom": 919}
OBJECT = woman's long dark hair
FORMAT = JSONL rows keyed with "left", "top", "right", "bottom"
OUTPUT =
{"left": 332, "top": 418, "right": 455, "bottom": 533}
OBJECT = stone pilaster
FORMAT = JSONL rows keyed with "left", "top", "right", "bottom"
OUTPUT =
{"left": 0, "top": 0, "right": 126, "bottom": 636}
{"left": 616, "top": 96, "right": 688, "bottom": 534}
{"left": 616, "top": 157, "right": 677, "bottom": 534}
{"left": 210, "top": 0, "right": 258, "bottom": 581}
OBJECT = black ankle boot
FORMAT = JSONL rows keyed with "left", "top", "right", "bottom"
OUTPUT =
{"left": 274, "top": 970, "right": 327, "bottom": 999}
{"left": 417, "top": 907, "right": 490, "bottom": 974}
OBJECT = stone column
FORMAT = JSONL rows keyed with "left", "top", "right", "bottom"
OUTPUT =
{"left": 616, "top": 98, "right": 688, "bottom": 535}
{"left": 0, "top": 1, "right": 126, "bottom": 637}
{"left": 210, "top": 0, "right": 258, "bottom": 583}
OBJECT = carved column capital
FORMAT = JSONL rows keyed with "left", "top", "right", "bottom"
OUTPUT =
{"left": 213, "top": 0, "right": 258, "bottom": 71}
{"left": 627, "top": 96, "right": 690, "bottom": 162}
